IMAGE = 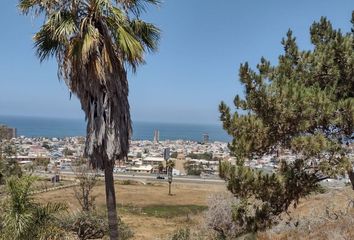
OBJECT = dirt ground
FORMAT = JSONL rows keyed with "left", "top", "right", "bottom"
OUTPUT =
{"left": 36, "top": 181, "right": 227, "bottom": 239}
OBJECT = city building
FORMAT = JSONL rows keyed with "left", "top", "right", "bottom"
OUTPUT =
{"left": 0, "top": 124, "right": 17, "bottom": 140}
{"left": 142, "top": 156, "right": 165, "bottom": 165}
{"left": 203, "top": 133, "right": 209, "bottom": 144}
{"left": 127, "top": 165, "right": 153, "bottom": 173}
{"left": 153, "top": 129, "right": 159, "bottom": 143}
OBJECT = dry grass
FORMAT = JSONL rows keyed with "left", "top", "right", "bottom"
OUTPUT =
{"left": 35, "top": 181, "right": 226, "bottom": 240}
{"left": 35, "top": 180, "right": 354, "bottom": 240}
{"left": 258, "top": 187, "right": 354, "bottom": 240}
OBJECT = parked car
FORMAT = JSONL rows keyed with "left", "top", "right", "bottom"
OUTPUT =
{"left": 156, "top": 176, "right": 165, "bottom": 179}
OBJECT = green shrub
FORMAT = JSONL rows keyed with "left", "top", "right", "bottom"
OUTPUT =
{"left": 62, "top": 211, "right": 134, "bottom": 240}
{"left": 170, "top": 228, "right": 191, "bottom": 240}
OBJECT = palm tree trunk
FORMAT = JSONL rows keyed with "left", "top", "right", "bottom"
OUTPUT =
{"left": 104, "top": 164, "right": 119, "bottom": 240}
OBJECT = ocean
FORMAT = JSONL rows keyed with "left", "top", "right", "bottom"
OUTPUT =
{"left": 0, "top": 115, "right": 231, "bottom": 142}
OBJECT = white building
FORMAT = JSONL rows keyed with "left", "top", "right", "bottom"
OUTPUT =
{"left": 142, "top": 157, "right": 165, "bottom": 165}
{"left": 127, "top": 165, "right": 153, "bottom": 173}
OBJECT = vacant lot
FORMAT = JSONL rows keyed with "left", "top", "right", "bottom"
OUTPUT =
{"left": 33, "top": 179, "right": 354, "bottom": 240}
{"left": 36, "top": 181, "right": 227, "bottom": 239}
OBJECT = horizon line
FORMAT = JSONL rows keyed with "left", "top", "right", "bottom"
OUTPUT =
{"left": 0, "top": 114, "right": 223, "bottom": 126}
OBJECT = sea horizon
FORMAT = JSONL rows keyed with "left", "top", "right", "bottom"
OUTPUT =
{"left": 0, "top": 115, "right": 231, "bottom": 142}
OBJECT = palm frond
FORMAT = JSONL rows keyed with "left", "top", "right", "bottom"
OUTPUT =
{"left": 81, "top": 24, "right": 101, "bottom": 64}
{"left": 117, "top": 0, "right": 160, "bottom": 16}
{"left": 18, "top": 0, "right": 62, "bottom": 16}
{"left": 117, "top": 25, "right": 144, "bottom": 66}
{"left": 34, "top": 10, "right": 76, "bottom": 62}
{"left": 110, "top": 4, "right": 129, "bottom": 23}
{"left": 130, "top": 19, "right": 160, "bottom": 52}
{"left": 2, "top": 176, "right": 38, "bottom": 239}
{"left": 93, "top": 0, "right": 113, "bottom": 15}
{"left": 3, "top": 212, "right": 34, "bottom": 240}
{"left": 51, "top": 11, "right": 77, "bottom": 42}
{"left": 18, "top": 0, "right": 42, "bottom": 14}
{"left": 35, "top": 202, "right": 68, "bottom": 223}
{"left": 6, "top": 176, "right": 36, "bottom": 212}
{"left": 34, "top": 27, "right": 62, "bottom": 62}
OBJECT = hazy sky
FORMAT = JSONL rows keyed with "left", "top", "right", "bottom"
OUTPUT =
{"left": 0, "top": 0, "right": 353, "bottom": 124}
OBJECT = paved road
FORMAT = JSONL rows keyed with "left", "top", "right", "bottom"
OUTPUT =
{"left": 114, "top": 173, "right": 225, "bottom": 184}
{"left": 35, "top": 171, "right": 226, "bottom": 185}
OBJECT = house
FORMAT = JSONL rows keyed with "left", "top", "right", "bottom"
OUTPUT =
{"left": 127, "top": 165, "right": 153, "bottom": 173}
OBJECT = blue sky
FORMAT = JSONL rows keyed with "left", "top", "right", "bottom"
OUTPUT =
{"left": 0, "top": 0, "right": 353, "bottom": 124}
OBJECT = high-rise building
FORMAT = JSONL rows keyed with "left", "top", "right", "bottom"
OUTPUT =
{"left": 203, "top": 133, "right": 209, "bottom": 144}
{"left": 153, "top": 129, "right": 159, "bottom": 143}
{"left": 163, "top": 148, "right": 170, "bottom": 160}
{"left": 0, "top": 124, "right": 17, "bottom": 140}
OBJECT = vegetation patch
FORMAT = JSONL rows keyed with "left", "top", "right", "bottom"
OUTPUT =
{"left": 145, "top": 182, "right": 164, "bottom": 187}
{"left": 119, "top": 204, "right": 207, "bottom": 218}
{"left": 116, "top": 180, "right": 142, "bottom": 186}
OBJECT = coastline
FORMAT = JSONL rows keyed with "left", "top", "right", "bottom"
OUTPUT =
{"left": 0, "top": 115, "right": 231, "bottom": 142}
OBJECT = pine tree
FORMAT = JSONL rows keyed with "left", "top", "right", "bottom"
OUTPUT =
{"left": 219, "top": 12, "right": 354, "bottom": 236}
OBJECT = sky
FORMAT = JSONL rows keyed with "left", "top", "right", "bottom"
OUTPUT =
{"left": 0, "top": 0, "right": 353, "bottom": 124}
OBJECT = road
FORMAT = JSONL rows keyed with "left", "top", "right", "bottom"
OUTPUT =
{"left": 35, "top": 171, "right": 226, "bottom": 185}
{"left": 113, "top": 173, "right": 225, "bottom": 184}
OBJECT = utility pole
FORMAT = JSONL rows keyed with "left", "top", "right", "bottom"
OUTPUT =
{"left": 168, "top": 166, "right": 173, "bottom": 195}
{"left": 163, "top": 148, "right": 170, "bottom": 174}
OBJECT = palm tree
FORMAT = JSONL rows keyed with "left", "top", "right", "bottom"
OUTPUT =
{"left": 158, "top": 162, "right": 164, "bottom": 174}
{"left": 166, "top": 159, "right": 175, "bottom": 170}
{"left": 18, "top": 0, "right": 160, "bottom": 239}
{"left": 1, "top": 176, "right": 67, "bottom": 239}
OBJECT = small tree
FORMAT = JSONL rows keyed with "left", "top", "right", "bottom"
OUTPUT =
{"left": 184, "top": 161, "right": 203, "bottom": 176}
{"left": 67, "top": 164, "right": 134, "bottom": 240}
{"left": 187, "top": 152, "right": 213, "bottom": 160}
{"left": 204, "top": 193, "right": 240, "bottom": 239}
{"left": 73, "top": 164, "right": 98, "bottom": 212}
{"left": 63, "top": 147, "right": 75, "bottom": 157}
{"left": 6, "top": 160, "right": 22, "bottom": 178}
{"left": 70, "top": 164, "right": 105, "bottom": 240}
{"left": 0, "top": 142, "right": 22, "bottom": 182}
